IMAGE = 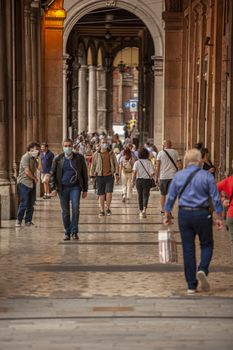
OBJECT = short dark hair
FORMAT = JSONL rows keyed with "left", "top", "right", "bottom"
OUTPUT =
{"left": 27, "top": 141, "right": 40, "bottom": 151}
{"left": 63, "top": 138, "right": 73, "bottom": 145}
{"left": 201, "top": 147, "right": 209, "bottom": 158}
{"left": 41, "top": 142, "right": 48, "bottom": 147}
{"left": 194, "top": 142, "right": 203, "bottom": 150}
{"left": 138, "top": 147, "right": 149, "bottom": 159}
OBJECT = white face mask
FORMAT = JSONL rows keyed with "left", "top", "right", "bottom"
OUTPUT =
{"left": 30, "top": 150, "right": 39, "bottom": 158}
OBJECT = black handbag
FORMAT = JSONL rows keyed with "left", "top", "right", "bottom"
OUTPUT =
{"left": 139, "top": 161, "right": 156, "bottom": 188}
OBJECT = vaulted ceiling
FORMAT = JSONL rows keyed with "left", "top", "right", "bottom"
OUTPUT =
{"left": 73, "top": 8, "right": 146, "bottom": 39}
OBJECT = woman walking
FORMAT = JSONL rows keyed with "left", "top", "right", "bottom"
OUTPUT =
{"left": 119, "top": 147, "right": 134, "bottom": 202}
{"left": 132, "top": 147, "right": 155, "bottom": 218}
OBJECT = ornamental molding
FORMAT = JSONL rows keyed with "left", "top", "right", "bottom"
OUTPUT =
{"left": 105, "top": 0, "right": 117, "bottom": 7}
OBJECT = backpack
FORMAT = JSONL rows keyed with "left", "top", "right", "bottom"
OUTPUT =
{"left": 123, "top": 159, "right": 133, "bottom": 173}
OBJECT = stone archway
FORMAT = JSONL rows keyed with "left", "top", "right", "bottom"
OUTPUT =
{"left": 63, "top": 0, "right": 164, "bottom": 146}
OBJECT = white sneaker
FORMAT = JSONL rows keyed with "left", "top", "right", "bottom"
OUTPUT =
{"left": 187, "top": 289, "right": 196, "bottom": 295}
{"left": 139, "top": 211, "right": 143, "bottom": 218}
{"left": 15, "top": 220, "right": 22, "bottom": 227}
{"left": 197, "top": 270, "right": 210, "bottom": 291}
{"left": 142, "top": 208, "right": 147, "bottom": 218}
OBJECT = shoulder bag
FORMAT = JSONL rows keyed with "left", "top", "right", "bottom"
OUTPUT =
{"left": 178, "top": 168, "right": 201, "bottom": 199}
{"left": 139, "top": 160, "right": 156, "bottom": 188}
{"left": 163, "top": 150, "right": 178, "bottom": 171}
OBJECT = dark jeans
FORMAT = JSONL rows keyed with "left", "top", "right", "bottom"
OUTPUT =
{"left": 178, "top": 208, "right": 214, "bottom": 289}
{"left": 17, "top": 183, "right": 36, "bottom": 223}
{"left": 58, "top": 186, "right": 81, "bottom": 235}
{"left": 136, "top": 178, "right": 151, "bottom": 211}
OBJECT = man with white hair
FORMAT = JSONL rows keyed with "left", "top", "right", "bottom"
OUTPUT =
{"left": 164, "top": 148, "right": 223, "bottom": 294}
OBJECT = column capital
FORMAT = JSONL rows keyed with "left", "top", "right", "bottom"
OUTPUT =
{"left": 44, "top": 0, "right": 66, "bottom": 29}
{"left": 162, "top": 11, "right": 183, "bottom": 30}
{"left": 88, "top": 65, "right": 96, "bottom": 72}
{"left": 96, "top": 65, "right": 104, "bottom": 71}
{"left": 62, "top": 56, "right": 68, "bottom": 77}
{"left": 24, "top": 4, "right": 31, "bottom": 15}
{"left": 151, "top": 56, "right": 164, "bottom": 76}
{"left": 80, "top": 65, "right": 88, "bottom": 70}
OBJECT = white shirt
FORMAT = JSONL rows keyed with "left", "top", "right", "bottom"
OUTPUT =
{"left": 133, "top": 159, "right": 154, "bottom": 179}
{"left": 156, "top": 149, "right": 180, "bottom": 180}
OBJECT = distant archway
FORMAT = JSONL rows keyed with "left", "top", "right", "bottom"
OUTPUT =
{"left": 62, "top": 0, "right": 164, "bottom": 145}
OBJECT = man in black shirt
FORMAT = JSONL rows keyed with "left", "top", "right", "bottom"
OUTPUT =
{"left": 50, "top": 139, "right": 88, "bottom": 240}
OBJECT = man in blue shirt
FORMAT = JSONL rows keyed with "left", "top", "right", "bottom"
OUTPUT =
{"left": 50, "top": 139, "right": 88, "bottom": 241}
{"left": 40, "top": 143, "right": 54, "bottom": 199}
{"left": 164, "top": 149, "right": 223, "bottom": 294}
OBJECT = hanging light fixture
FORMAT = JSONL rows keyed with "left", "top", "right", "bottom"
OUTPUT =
{"left": 118, "top": 47, "right": 125, "bottom": 74}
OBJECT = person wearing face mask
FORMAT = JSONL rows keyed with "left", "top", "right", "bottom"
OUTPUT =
{"left": 16, "top": 141, "right": 41, "bottom": 227}
{"left": 49, "top": 138, "right": 88, "bottom": 241}
{"left": 90, "top": 138, "right": 119, "bottom": 216}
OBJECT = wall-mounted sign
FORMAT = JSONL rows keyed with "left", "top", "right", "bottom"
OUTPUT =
{"left": 130, "top": 99, "right": 138, "bottom": 112}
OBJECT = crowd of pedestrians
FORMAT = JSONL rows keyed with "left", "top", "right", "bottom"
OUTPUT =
{"left": 15, "top": 131, "right": 233, "bottom": 294}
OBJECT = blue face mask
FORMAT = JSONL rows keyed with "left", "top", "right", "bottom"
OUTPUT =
{"left": 101, "top": 143, "right": 109, "bottom": 150}
{"left": 63, "top": 147, "right": 73, "bottom": 156}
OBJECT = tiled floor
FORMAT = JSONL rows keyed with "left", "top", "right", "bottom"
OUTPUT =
{"left": 0, "top": 187, "right": 233, "bottom": 349}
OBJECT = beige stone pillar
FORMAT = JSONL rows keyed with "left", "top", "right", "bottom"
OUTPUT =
{"left": 152, "top": 56, "right": 164, "bottom": 149}
{"left": 62, "top": 54, "right": 69, "bottom": 140}
{"left": 162, "top": 11, "right": 184, "bottom": 152}
{"left": 42, "top": 1, "right": 66, "bottom": 152}
{"left": 78, "top": 65, "right": 88, "bottom": 133}
{"left": 88, "top": 65, "right": 97, "bottom": 133}
{"left": 96, "top": 66, "right": 107, "bottom": 133}
{"left": 24, "top": 3, "right": 33, "bottom": 144}
{"left": 118, "top": 72, "right": 123, "bottom": 117}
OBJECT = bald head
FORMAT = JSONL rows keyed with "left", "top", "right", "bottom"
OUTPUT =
{"left": 163, "top": 140, "right": 172, "bottom": 149}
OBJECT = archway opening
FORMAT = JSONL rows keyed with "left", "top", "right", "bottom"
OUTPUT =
{"left": 66, "top": 7, "right": 155, "bottom": 143}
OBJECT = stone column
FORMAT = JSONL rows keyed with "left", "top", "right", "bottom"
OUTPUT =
{"left": 88, "top": 65, "right": 97, "bottom": 133}
{"left": 196, "top": 3, "right": 207, "bottom": 144}
{"left": 62, "top": 54, "right": 69, "bottom": 140}
{"left": 152, "top": 56, "right": 164, "bottom": 148}
{"left": 24, "top": 2, "right": 33, "bottom": 144}
{"left": 42, "top": 1, "right": 66, "bottom": 152}
{"left": 162, "top": 11, "right": 184, "bottom": 152}
{"left": 31, "top": 7, "right": 38, "bottom": 141}
{"left": 0, "top": 0, "right": 8, "bottom": 182}
{"left": 118, "top": 72, "right": 123, "bottom": 120}
{"left": 96, "top": 66, "right": 107, "bottom": 133}
{"left": 211, "top": 0, "right": 223, "bottom": 176}
{"left": 0, "top": 0, "right": 15, "bottom": 219}
{"left": 78, "top": 65, "right": 88, "bottom": 133}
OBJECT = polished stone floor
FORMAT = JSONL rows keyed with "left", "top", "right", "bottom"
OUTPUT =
{"left": 0, "top": 187, "right": 233, "bottom": 349}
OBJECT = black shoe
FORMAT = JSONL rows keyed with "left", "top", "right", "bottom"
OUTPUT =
{"left": 72, "top": 233, "right": 79, "bottom": 240}
{"left": 99, "top": 211, "right": 105, "bottom": 216}
{"left": 63, "top": 233, "right": 70, "bottom": 241}
{"left": 106, "top": 209, "right": 112, "bottom": 216}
